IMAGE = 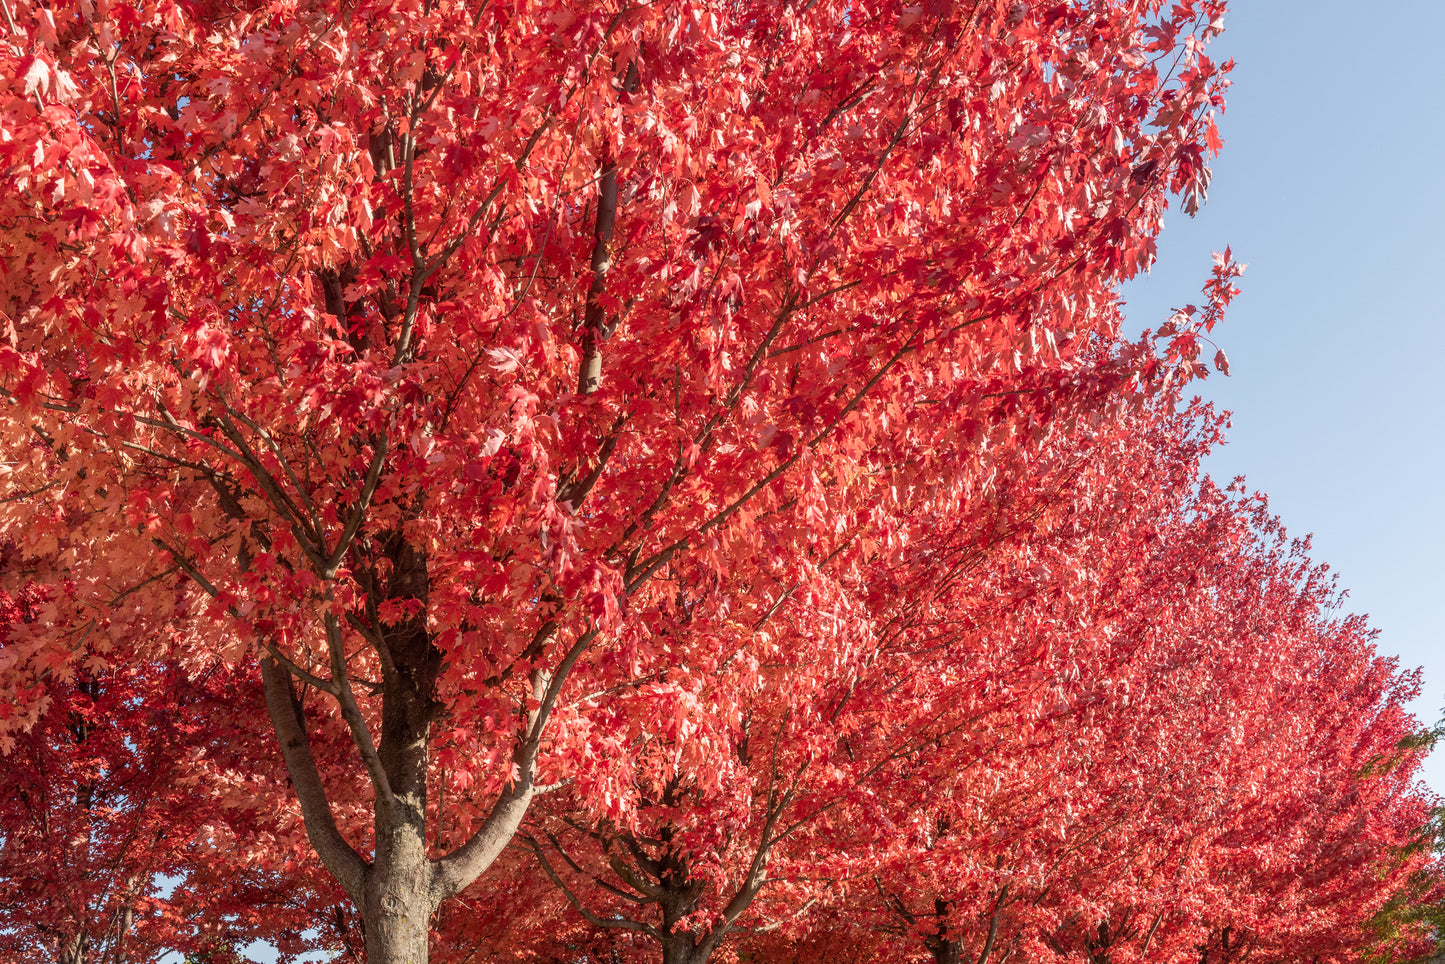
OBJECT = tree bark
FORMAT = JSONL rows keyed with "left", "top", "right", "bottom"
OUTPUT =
{"left": 577, "top": 60, "right": 638, "bottom": 396}
{"left": 930, "top": 942, "right": 965, "bottom": 964}
{"left": 58, "top": 932, "right": 87, "bottom": 964}
{"left": 577, "top": 161, "right": 618, "bottom": 396}
{"left": 660, "top": 936, "right": 710, "bottom": 964}
{"left": 360, "top": 684, "right": 434, "bottom": 964}
{"left": 362, "top": 882, "right": 431, "bottom": 964}
{"left": 925, "top": 933, "right": 962, "bottom": 964}
{"left": 259, "top": 654, "right": 368, "bottom": 901}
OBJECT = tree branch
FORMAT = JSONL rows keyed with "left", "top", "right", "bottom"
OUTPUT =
{"left": 259, "top": 653, "right": 367, "bottom": 901}
{"left": 577, "top": 160, "right": 620, "bottom": 396}
{"left": 525, "top": 836, "right": 661, "bottom": 937}
{"left": 429, "top": 627, "right": 598, "bottom": 903}
{"left": 323, "top": 611, "right": 398, "bottom": 812}
{"left": 976, "top": 884, "right": 1010, "bottom": 964}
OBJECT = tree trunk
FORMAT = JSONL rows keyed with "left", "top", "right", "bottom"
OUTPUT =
{"left": 58, "top": 932, "right": 87, "bottom": 964}
{"left": 362, "top": 877, "right": 431, "bottom": 964}
{"left": 263, "top": 535, "right": 560, "bottom": 964}
{"left": 925, "top": 935, "right": 962, "bottom": 964}
{"left": 930, "top": 942, "right": 965, "bottom": 964}
{"left": 363, "top": 742, "right": 432, "bottom": 964}
{"left": 363, "top": 540, "right": 442, "bottom": 964}
{"left": 923, "top": 895, "right": 963, "bottom": 964}
{"left": 660, "top": 935, "right": 710, "bottom": 964}
{"left": 360, "top": 717, "right": 434, "bottom": 964}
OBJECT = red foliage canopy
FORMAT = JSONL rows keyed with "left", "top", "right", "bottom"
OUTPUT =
{"left": 1, "top": 0, "right": 1433, "bottom": 961}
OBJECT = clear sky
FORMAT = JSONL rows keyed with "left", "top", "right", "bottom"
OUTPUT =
{"left": 1119, "top": 2, "right": 1445, "bottom": 795}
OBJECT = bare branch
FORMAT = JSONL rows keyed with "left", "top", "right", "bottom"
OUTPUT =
{"left": 976, "top": 884, "right": 1010, "bottom": 964}
{"left": 264, "top": 642, "right": 339, "bottom": 696}
{"left": 430, "top": 627, "right": 598, "bottom": 903}
{"left": 324, "top": 436, "right": 389, "bottom": 576}
{"left": 1141, "top": 912, "right": 1163, "bottom": 959}
{"left": 525, "top": 837, "right": 661, "bottom": 937}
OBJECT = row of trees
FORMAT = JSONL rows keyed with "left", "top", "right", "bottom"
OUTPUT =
{"left": 4, "top": 396, "right": 1438, "bottom": 964}
{"left": 1, "top": 0, "right": 1439, "bottom": 961}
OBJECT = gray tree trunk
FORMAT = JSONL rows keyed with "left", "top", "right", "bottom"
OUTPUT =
{"left": 362, "top": 884, "right": 430, "bottom": 964}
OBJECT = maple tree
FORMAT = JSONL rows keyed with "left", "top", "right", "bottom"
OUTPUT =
{"left": 416, "top": 389, "right": 1441, "bottom": 964}
{"left": 15, "top": 0, "right": 1418, "bottom": 960}
{"left": 515, "top": 397, "right": 1438, "bottom": 964}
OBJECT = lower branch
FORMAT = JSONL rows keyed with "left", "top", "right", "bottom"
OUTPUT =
{"left": 259, "top": 652, "right": 368, "bottom": 901}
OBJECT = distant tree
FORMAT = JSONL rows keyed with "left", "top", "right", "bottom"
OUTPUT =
{"left": 0, "top": 575, "right": 335, "bottom": 963}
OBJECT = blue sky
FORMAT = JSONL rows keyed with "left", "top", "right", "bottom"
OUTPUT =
{"left": 1120, "top": 2, "right": 1445, "bottom": 794}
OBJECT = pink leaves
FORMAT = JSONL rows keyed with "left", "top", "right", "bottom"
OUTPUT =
{"left": 20, "top": 57, "right": 50, "bottom": 99}
{"left": 1145, "top": 249, "right": 1243, "bottom": 388}
{"left": 486, "top": 346, "right": 522, "bottom": 373}
{"left": 187, "top": 324, "right": 233, "bottom": 387}
{"left": 480, "top": 427, "right": 507, "bottom": 458}
{"left": 18, "top": 55, "right": 77, "bottom": 103}
{"left": 1201, "top": 248, "right": 1246, "bottom": 332}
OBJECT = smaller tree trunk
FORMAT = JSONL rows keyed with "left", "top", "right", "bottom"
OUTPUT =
{"left": 58, "top": 931, "right": 88, "bottom": 964}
